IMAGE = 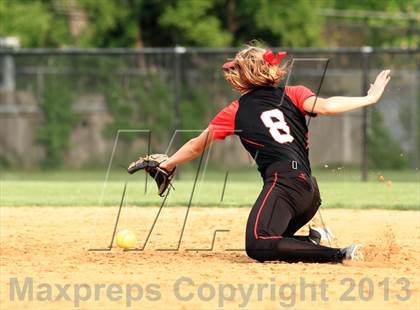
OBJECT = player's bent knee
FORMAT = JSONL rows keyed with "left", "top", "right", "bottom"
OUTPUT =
{"left": 246, "top": 249, "right": 265, "bottom": 262}
{"left": 245, "top": 240, "right": 266, "bottom": 262}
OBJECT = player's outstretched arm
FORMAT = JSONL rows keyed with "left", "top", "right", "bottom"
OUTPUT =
{"left": 159, "top": 129, "right": 215, "bottom": 171}
{"left": 303, "top": 69, "right": 391, "bottom": 115}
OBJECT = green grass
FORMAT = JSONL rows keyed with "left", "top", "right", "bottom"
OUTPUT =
{"left": 0, "top": 169, "right": 419, "bottom": 209}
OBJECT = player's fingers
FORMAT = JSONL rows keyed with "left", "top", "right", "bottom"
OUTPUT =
{"left": 382, "top": 69, "right": 391, "bottom": 80}
{"left": 375, "top": 77, "right": 390, "bottom": 97}
{"left": 376, "top": 74, "right": 387, "bottom": 86}
{"left": 380, "top": 74, "right": 391, "bottom": 86}
{"left": 381, "top": 69, "right": 390, "bottom": 78}
{"left": 378, "top": 70, "right": 388, "bottom": 81}
{"left": 369, "top": 70, "right": 390, "bottom": 98}
{"left": 374, "top": 71, "right": 385, "bottom": 84}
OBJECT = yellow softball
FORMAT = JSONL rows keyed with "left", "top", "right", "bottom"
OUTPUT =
{"left": 116, "top": 230, "right": 137, "bottom": 249}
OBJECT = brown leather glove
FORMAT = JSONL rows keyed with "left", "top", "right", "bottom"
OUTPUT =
{"left": 127, "top": 154, "right": 175, "bottom": 197}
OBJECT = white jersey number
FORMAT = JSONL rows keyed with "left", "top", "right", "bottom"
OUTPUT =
{"left": 260, "top": 109, "right": 294, "bottom": 144}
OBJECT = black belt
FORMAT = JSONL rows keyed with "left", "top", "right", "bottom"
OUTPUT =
{"left": 263, "top": 160, "right": 311, "bottom": 178}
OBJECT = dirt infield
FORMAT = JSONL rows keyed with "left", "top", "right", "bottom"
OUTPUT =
{"left": 1, "top": 207, "right": 419, "bottom": 309}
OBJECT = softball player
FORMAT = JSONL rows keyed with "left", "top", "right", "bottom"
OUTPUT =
{"left": 159, "top": 45, "right": 391, "bottom": 263}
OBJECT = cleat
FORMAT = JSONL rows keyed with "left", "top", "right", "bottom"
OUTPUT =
{"left": 341, "top": 244, "right": 364, "bottom": 261}
{"left": 310, "top": 226, "right": 334, "bottom": 243}
{"left": 308, "top": 227, "right": 322, "bottom": 245}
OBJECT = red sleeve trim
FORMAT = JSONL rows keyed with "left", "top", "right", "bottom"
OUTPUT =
{"left": 285, "top": 85, "right": 315, "bottom": 115}
{"left": 207, "top": 100, "right": 239, "bottom": 140}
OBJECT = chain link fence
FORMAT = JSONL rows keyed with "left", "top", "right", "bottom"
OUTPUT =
{"left": 0, "top": 48, "right": 418, "bottom": 179}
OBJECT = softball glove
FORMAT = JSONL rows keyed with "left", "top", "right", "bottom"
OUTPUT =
{"left": 127, "top": 154, "right": 175, "bottom": 197}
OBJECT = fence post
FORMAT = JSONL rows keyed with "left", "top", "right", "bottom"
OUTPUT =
{"left": 412, "top": 60, "right": 419, "bottom": 168}
{"left": 361, "top": 46, "right": 372, "bottom": 182}
{"left": 173, "top": 46, "right": 185, "bottom": 147}
{"left": 173, "top": 46, "right": 185, "bottom": 179}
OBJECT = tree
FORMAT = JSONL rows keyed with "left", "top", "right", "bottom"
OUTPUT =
{"left": 0, "top": 0, "right": 324, "bottom": 48}
{"left": 224, "top": 0, "right": 325, "bottom": 47}
{"left": 158, "top": 0, "right": 325, "bottom": 47}
{"left": 75, "top": 0, "right": 138, "bottom": 47}
{"left": 0, "top": 0, "right": 71, "bottom": 47}
{"left": 159, "top": 0, "right": 232, "bottom": 47}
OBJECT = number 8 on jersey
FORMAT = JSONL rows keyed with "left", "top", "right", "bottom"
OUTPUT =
{"left": 260, "top": 109, "right": 294, "bottom": 144}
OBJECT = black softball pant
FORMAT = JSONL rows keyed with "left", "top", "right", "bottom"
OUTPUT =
{"left": 245, "top": 162, "right": 344, "bottom": 263}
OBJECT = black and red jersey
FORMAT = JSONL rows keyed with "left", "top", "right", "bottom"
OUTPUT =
{"left": 207, "top": 86, "right": 315, "bottom": 175}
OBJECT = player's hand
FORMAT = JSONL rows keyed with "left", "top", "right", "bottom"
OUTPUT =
{"left": 366, "top": 69, "right": 391, "bottom": 104}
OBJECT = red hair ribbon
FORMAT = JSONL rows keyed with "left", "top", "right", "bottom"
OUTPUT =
{"left": 263, "top": 50, "right": 287, "bottom": 65}
{"left": 222, "top": 60, "right": 236, "bottom": 69}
